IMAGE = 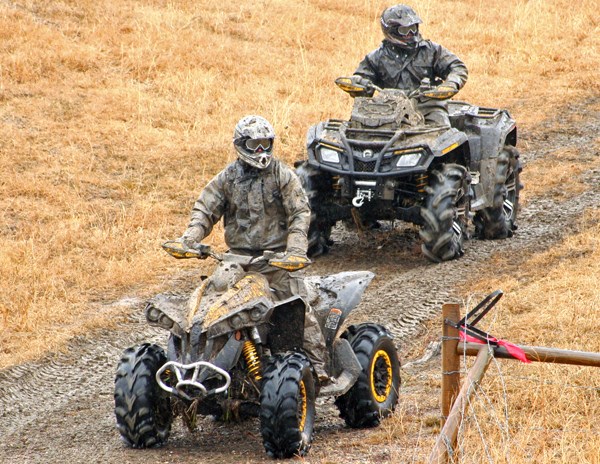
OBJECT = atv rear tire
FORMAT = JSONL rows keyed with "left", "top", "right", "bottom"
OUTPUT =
{"left": 260, "top": 352, "right": 316, "bottom": 458}
{"left": 296, "top": 161, "right": 334, "bottom": 257}
{"left": 419, "top": 163, "right": 470, "bottom": 262}
{"left": 335, "top": 324, "right": 400, "bottom": 428}
{"left": 475, "top": 146, "right": 522, "bottom": 239}
{"left": 114, "top": 343, "right": 172, "bottom": 448}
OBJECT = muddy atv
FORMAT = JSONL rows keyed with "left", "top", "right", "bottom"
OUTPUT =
{"left": 296, "top": 77, "right": 522, "bottom": 262}
{"left": 114, "top": 241, "right": 400, "bottom": 458}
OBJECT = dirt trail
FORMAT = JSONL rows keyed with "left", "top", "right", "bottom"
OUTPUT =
{"left": 0, "top": 99, "right": 598, "bottom": 463}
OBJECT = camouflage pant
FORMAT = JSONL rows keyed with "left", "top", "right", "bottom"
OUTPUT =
{"left": 246, "top": 261, "right": 328, "bottom": 379}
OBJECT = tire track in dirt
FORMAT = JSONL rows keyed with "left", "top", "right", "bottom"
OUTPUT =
{"left": 318, "top": 163, "right": 599, "bottom": 345}
{"left": 0, "top": 100, "right": 597, "bottom": 463}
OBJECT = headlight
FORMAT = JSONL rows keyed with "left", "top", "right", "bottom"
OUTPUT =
{"left": 145, "top": 303, "right": 175, "bottom": 330}
{"left": 320, "top": 147, "right": 341, "bottom": 164}
{"left": 395, "top": 152, "right": 422, "bottom": 167}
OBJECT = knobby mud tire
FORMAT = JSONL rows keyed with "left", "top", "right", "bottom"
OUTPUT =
{"left": 335, "top": 323, "right": 400, "bottom": 428}
{"left": 419, "top": 163, "right": 470, "bottom": 262}
{"left": 475, "top": 146, "right": 522, "bottom": 239}
{"left": 114, "top": 343, "right": 173, "bottom": 448}
{"left": 295, "top": 161, "right": 334, "bottom": 257}
{"left": 259, "top": 352, "right": 316, "bottom": 458}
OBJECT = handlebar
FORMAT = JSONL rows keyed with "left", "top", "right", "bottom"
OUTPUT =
{"left": 335, "top": 76, "right": 456, "bottom": 100}
{"left": 161, "top": 241, "right": 310, "bottom": 271}
{"left": 162, "top": 240, "right": 268, "bottom": 264}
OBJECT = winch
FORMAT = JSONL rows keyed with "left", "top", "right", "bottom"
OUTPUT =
{"left": 352, "top": 180, "right": 377, "bottom": 207}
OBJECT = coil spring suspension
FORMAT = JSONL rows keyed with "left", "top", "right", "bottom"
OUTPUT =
{"left": 416, "top": 173, "right": 428, "bottom": 193}
{"left": 242, "top": 341, "right": 262, "bottom": 381}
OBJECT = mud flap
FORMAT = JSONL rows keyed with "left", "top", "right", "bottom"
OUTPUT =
{"left": 319, "top": 338, "right": 361, "bottom": 397}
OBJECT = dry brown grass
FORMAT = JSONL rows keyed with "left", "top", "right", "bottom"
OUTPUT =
{"left": 1, "top": 0, "right": 599, "bottom": 460}
{"left": 357, "top": 210, "right": 600, "bottom": 462}
{"left": 447, "top": 209, "right": 600, "bottom": 463}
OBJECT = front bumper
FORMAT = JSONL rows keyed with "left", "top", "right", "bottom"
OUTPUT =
{"left": 156, "top": 360, "right": 231, "bottom": 401}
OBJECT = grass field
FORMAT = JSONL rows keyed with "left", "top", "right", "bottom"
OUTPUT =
{"left": 1, "top": 0, "right": 599, "bottom": 461}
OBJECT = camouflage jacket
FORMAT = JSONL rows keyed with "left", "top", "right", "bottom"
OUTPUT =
{"left": 354, "top": 39, "right": 468, "bottom": 92}
{"left": 183, "top": 159, "right": 310, "bottom": 254}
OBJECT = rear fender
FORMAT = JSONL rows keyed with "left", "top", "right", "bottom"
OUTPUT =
{"left": 321, "top": 271, "right": 374, "bottom": 314}
{"left": 464, "top": 107, "right": 517, "bottom": 167}
{"left": 308, "top": 271, "right": 375, "bottom": 342}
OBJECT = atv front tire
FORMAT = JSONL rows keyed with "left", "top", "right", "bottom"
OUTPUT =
{"left": 260, "top": 352, "right": 316, "bottom": 458}
{"left": 335, "top": 324, "right": 400, "bottom": 428}
{"left": 419, "top": 163, "right": 470, "bottom": 262}
{"left": 114, "top": 343, "right": 172, "bottom": 448}
{"left": 475, "top": 146, "right": 522, "bottom": 239}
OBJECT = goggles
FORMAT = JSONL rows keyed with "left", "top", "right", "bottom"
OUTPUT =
{"left": 245, "top": 138, "right": 273, "bottom": 152}
{"left": 395, "top": 25, "right": 418, "bottom": 37}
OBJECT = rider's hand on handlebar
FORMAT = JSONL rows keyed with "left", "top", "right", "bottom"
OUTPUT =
{"left": 350, "top": 75, "right": 375, "bottom": 97}
{"left": 350, "top": 75, "right": 372, "bottom": 88}
{"left": 195, "top": 243, "right": 211, "bottom": 258}
{"left": 176, "top": 237, "right": 210, "bottom": 258}
{"left": 335, "top": 75, "right": 375, "bottom": 98}
{"left": 268, "top": 249, "right": 312, "bottom": 271}
{"left": 422, "top": 82, "right": 459, "bottom": 100}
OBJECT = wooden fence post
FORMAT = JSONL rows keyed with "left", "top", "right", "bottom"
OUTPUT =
{"left": 441, "top": 303, "right": 461, "bottom": 425}
{"left": 429, "top": 346, "right": 493, "bottom": 464}
{"left": 430, "top": 295, "right": 600, "bottom": 462}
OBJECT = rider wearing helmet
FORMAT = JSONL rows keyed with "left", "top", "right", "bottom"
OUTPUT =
{"left": 352, "top": 4, "right": 468, "bottom": 126}
{"left": 179, "top": 115, "right": 328, "bottom": 381}
{"left": 182, "top": 115, "right": 305, "bottom": 255}
{"left": 232, "top": 114, "right": 276, "bottom": 170}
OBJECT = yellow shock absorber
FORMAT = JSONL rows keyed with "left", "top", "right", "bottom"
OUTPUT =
{"left": 416, "top": 173, "right": 428, "bottom": 193}
{"left": 242, "top": 341, "right": 262, "bottom": 381}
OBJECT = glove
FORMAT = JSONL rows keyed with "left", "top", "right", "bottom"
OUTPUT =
{"left": 350, "top": 75, "right": 372, "bottom": 88}
{"left": 422, "top": 82, "right": 459, "bottom": 100}
{"left": 175, "top": 236, "right": 193, "bottom": 249}
{"left": 180, "top": 226, "right": 204, "bottom": 248}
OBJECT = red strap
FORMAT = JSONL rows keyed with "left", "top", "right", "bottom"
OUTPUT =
{"left": 459, "top": 330, "right": 531, "bottom": 364}
{"left": 498, "top": 340, "right": 531, "bottom": 363}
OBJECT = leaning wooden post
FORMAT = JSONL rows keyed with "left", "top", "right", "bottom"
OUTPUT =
{"left": 429, "top": 346, "right": 493, "bottom": 464}
{"left": 441, "top": 303, "right": 461, "bottom": 425}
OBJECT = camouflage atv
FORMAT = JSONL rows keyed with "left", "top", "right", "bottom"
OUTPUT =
{"left": 296, "top": 77, "right": 522, "bottom": 262}
{"left": 114, "top": 241, "right": 400, "bottom": 458}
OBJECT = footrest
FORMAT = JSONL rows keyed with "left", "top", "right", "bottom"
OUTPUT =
{"left": 319, "top": 338, "right": 361, "bottom": 397}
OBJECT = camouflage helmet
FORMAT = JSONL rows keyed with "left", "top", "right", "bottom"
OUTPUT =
{"left": 380, "top": 4, "right": 423, "bottom": 49}
{"left": 233, "top": 115, "right": 276, "bottom": 170}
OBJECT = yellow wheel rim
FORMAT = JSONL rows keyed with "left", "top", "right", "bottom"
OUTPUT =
{"left": 370, "top": 350, "right": 393, "bottom": 403}
{"left": 298, "top": 380, "right": 307, "bottom": 431}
